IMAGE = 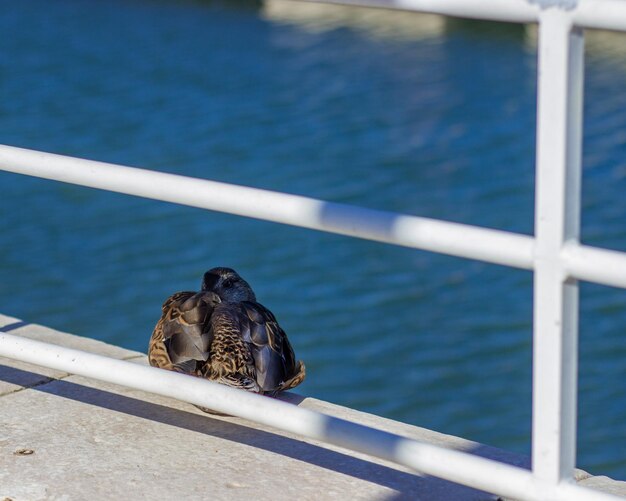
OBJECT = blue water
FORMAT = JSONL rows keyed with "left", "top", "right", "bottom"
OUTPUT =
{"left": 1, "top": 0, "right": 625, "bottom": 479}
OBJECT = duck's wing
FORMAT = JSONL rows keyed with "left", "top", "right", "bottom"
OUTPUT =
{"left": 148, "top": 291, "right": 219, "bottom": 374}
{"left": 239, "top": 301, "right": 305, "bottom": 394}
{"left": 189, "top": 300, "right": 304, "bottom": 394}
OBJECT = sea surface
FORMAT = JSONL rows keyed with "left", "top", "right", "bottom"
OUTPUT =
{"left": 1, "top": 0, "right": 625, "bottom": 479}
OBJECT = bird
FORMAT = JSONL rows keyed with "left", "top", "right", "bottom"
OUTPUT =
{"left": 148, "top": 267, "right": 305, "bottom": 410}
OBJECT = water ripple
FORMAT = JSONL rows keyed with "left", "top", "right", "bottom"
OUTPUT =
{"left": 0, "top": 0, "right": 625, "bottom": 479}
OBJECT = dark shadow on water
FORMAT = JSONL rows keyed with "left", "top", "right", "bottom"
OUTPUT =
{"left": 444, "top": 18, "right": 526, "bottom": 41}
{"left": 0, "top": 363, "right": 510, "bottom": 500}
{"left": 184, "top": 0, "right": 262, "bottom": 11}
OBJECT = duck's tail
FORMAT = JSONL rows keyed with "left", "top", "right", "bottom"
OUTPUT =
{"left": 280, "top": 360, "right": 306, "bottom": 392}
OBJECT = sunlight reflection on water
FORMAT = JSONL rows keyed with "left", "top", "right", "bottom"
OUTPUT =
{"left": 0, "top": 0, "right": 625, "bottom": 479}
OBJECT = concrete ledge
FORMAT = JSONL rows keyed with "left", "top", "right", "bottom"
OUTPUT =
{"left": 0, "top": 314, "right": 143, "bottom": 398}
{"left": 0, "top": 315, "right": 624, "bottom": 500}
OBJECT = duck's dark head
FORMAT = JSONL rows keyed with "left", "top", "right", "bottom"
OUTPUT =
{"left": 201, "top": 267, "right": 256, "bottom": 303}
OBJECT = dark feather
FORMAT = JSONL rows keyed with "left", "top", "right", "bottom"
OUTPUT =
{"left": 149, "top": 291, "right": 220, "bottom": 373}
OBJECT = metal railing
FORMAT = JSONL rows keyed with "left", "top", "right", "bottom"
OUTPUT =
{"left": 1, "top": 0, "right": 626, "bottom": 499}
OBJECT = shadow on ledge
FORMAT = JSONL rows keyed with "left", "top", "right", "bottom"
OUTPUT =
{"left": 0, "top": 363, "right": 498, "bottom": 500}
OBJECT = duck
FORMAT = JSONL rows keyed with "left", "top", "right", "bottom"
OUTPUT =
{"left": 148, "top": 267, "right": 305, "bottom": 408}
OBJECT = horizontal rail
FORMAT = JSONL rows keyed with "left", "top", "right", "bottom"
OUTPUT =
{"left": 399, "top": 0, "right": 537, "bottom": 23}
{"left": 299, "top": 0, "right": 539, "bottom": 23}
{"left": 291, "top": 0, "right": 626, "bottom": 31}
{"left": 0, "top": 145, "right": 534, "bottom": 270}
{"left": 563, "top": 242, "right": 626, "bottom": 288}
{"left": 573, "top": 0, "right": 626, "bottom": 32}
{"left": 5, "top": 146, "right": 626, "bottom": 287}
{"left": 0, "top": 332, "right": 620, "bottom": 501}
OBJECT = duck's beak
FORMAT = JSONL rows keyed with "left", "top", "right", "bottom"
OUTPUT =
{"left": 205, "top": 291, "right": 221, "bottom": 306}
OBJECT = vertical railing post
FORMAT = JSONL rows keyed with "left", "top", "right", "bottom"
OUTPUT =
{"left": 533, "top": 9, "right": 584, "bottom": 484}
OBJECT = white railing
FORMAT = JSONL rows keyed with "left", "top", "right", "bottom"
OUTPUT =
{"left": 1, "top": 0, "right": 625, "bottom": 499}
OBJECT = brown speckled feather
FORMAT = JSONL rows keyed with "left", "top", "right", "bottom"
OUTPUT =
{"left": 148, "top": 268, "right": 305, "bottom": 407}
{"left": 148, "top": 291, "right": 220, "bottom": 374}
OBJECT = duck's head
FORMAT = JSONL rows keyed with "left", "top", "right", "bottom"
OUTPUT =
{"left": 201, "top": 267, "right": 256, "bottom": 303}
